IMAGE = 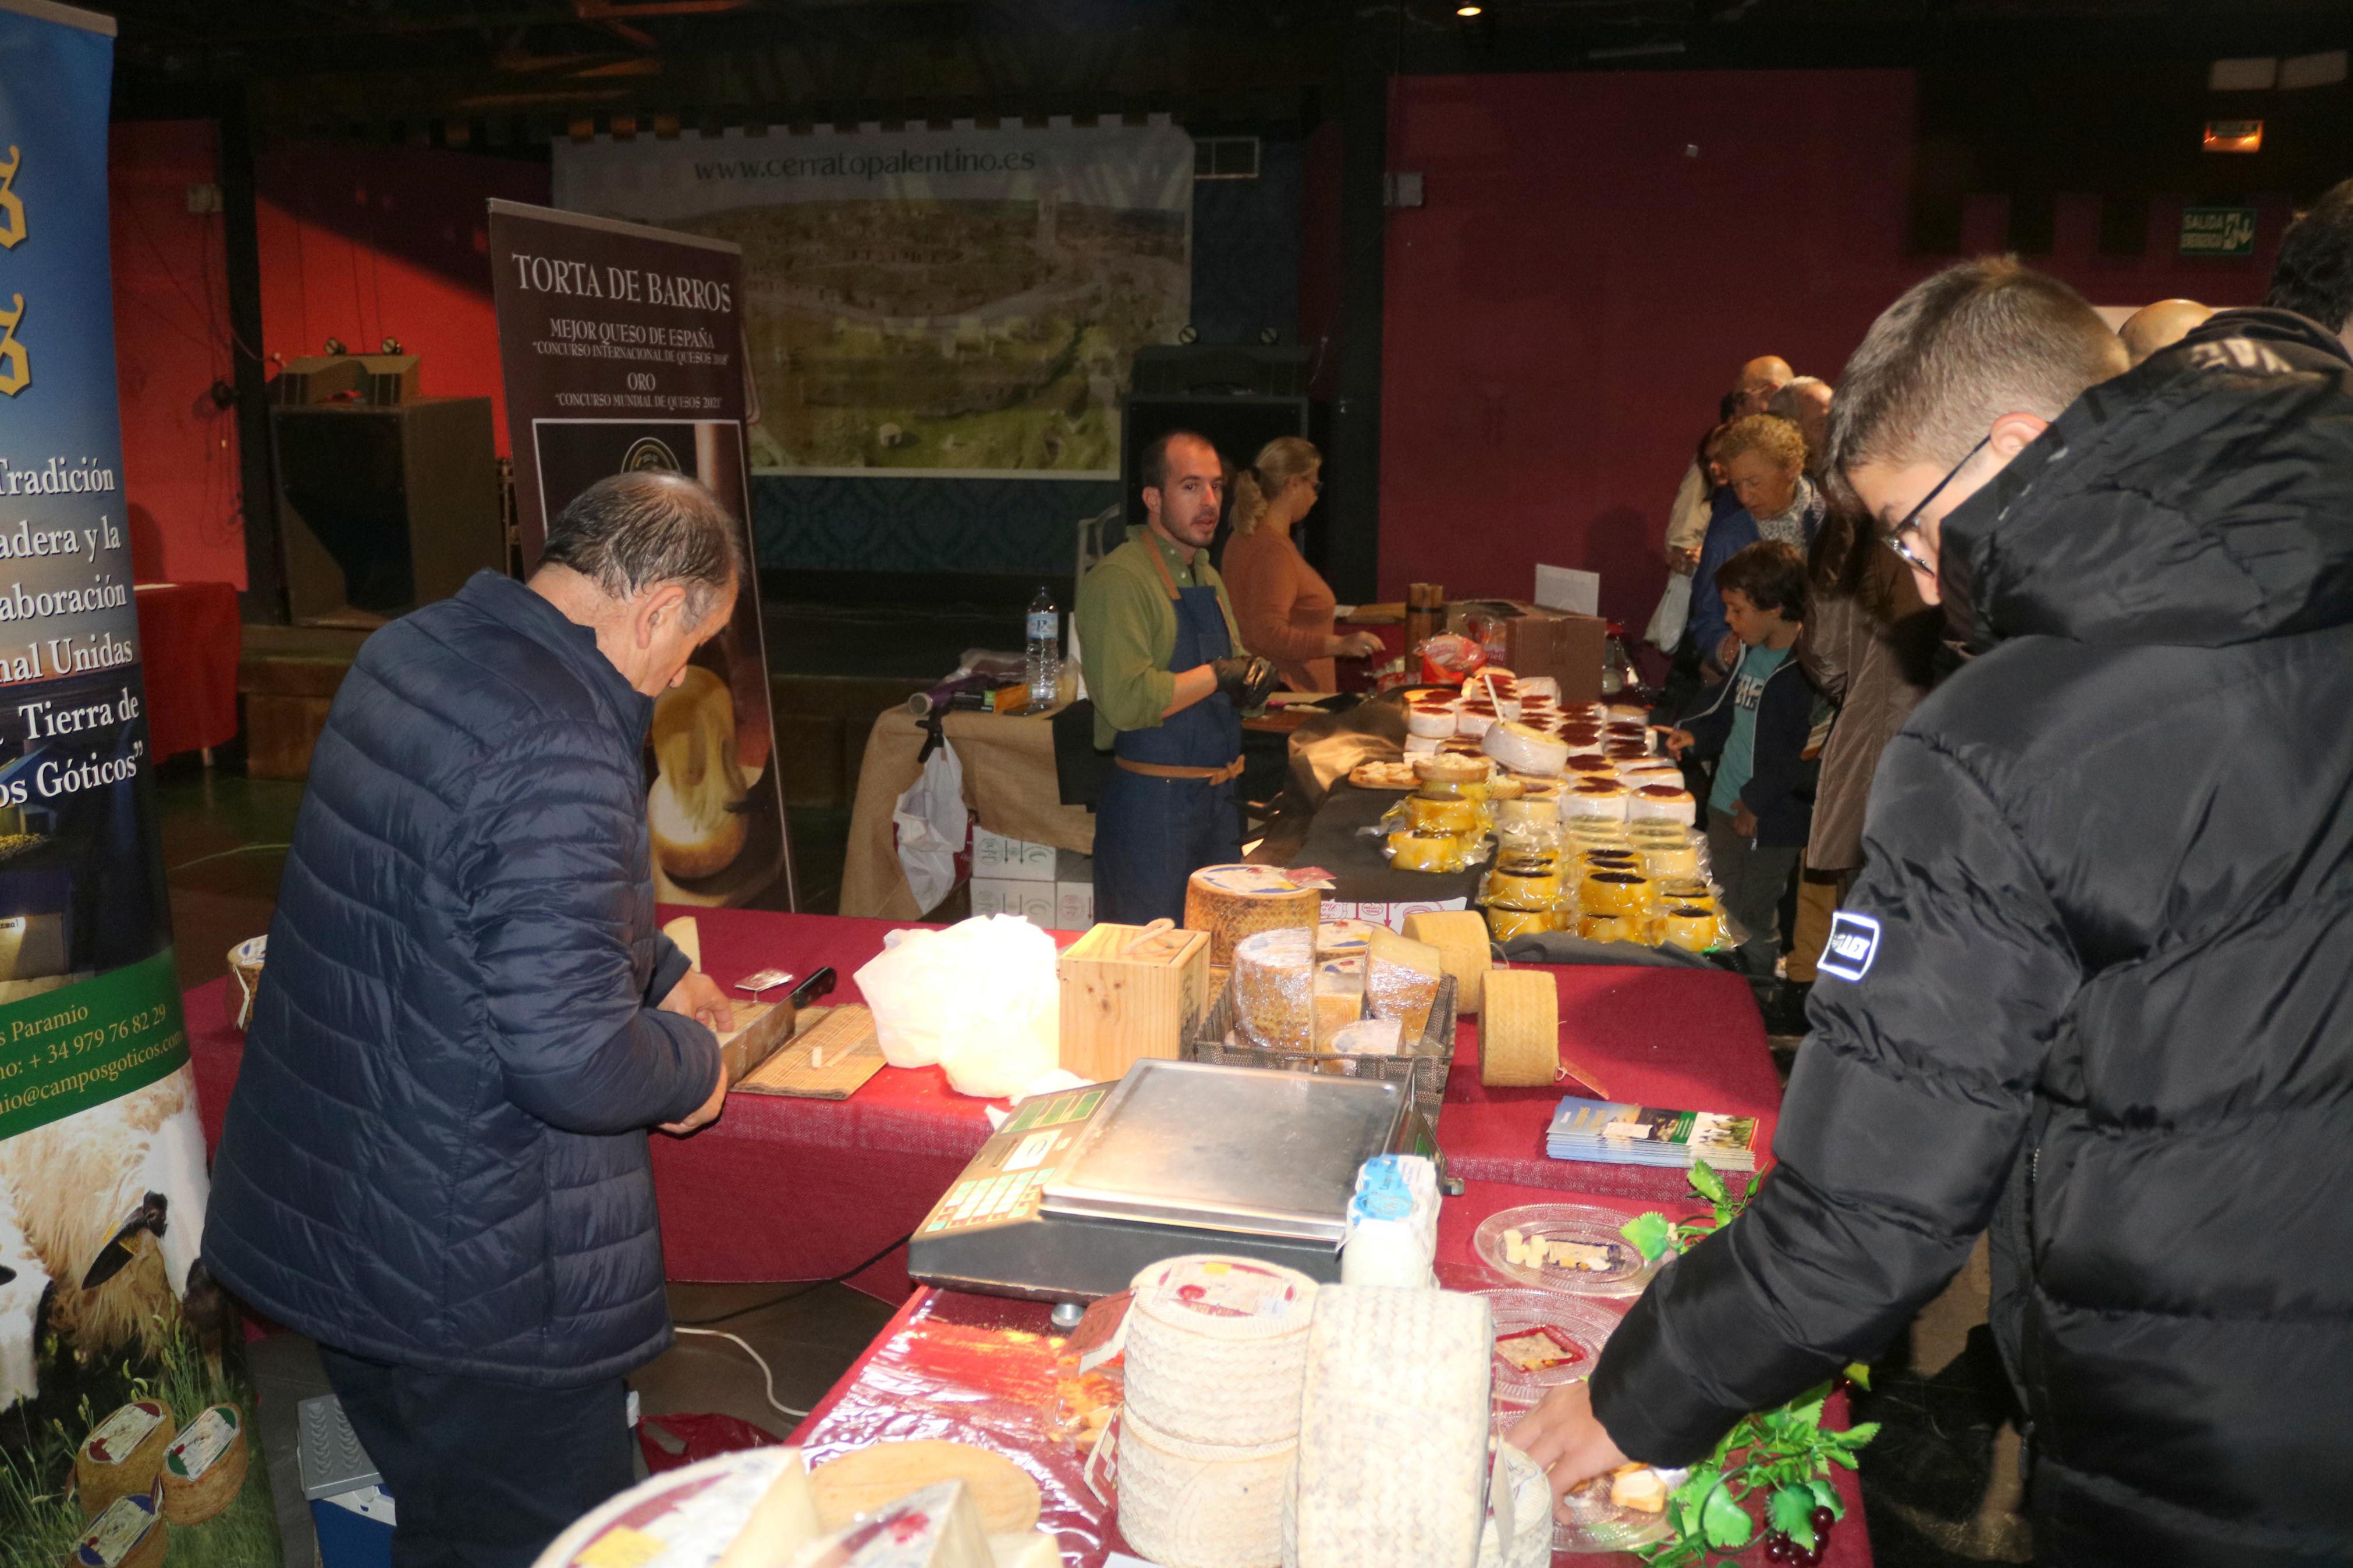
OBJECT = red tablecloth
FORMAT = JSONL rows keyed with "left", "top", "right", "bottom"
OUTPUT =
{"left": 133, "top": 581, "right": 240, "bottom": 759}
{"left": 790, "top": 1180, "right": 1872, "bottom": 1567}
{"left": 184, "top": 910, "right": 1774, "bottom": 1300}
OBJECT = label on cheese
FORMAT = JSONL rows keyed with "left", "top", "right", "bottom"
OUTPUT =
{"left": 83, "top": 1401, "right": 165, "bottom": 1466}
{"left": 73, "top": 1495, "right": 159, "bottom": 1567}
{"left": 1193, "top": 865, "right": 1304, "bottom": 895}
{"left": 1140, "top": 1257, "right": 1309, "bottom": 1321}
{"left": 165, "top": 1405, "right": 239, "bottom": 1480}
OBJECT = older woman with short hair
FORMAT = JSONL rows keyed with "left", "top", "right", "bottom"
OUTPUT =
{"left": 1220, "top": 436, "right": 1383, "bottom": 692}
{"left": 1687, "top": 414, "right": 1824, "bottom": 675}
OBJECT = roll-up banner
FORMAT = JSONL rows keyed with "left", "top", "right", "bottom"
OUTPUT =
{"left": 487, "top": 198, "right": 795, "bottom": 910}
{"left": 0, "top": 1, "right": 285, "bottom": 1559}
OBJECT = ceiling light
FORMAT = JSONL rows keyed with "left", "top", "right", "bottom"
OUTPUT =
{"left": 1456, "top": 3, "right": 1482, "bottom": 15}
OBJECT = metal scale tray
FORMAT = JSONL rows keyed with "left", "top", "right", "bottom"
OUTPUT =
{"left": 906, "top": 1059, "right": 1410, "bottom": 1304}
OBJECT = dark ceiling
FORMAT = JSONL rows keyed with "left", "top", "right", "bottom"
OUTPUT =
{"left": 91, "top": 0, "right": 2353, "bottom": 140}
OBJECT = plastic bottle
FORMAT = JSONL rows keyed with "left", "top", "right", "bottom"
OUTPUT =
{"left": 1025, "top": 586, "right": 1059, "bottom": 707}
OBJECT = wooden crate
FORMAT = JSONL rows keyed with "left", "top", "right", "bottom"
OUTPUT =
{"left": 1056, "top": 922, "right": 1211, "bottom": 1081}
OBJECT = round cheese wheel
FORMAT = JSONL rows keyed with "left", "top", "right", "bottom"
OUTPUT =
{"left": 1658, "top": 877, "right": 1716, "bottom": 908}
{"left": 1485, "top": 860, "right": 1564, "bottom": 908}
{"left": 1481, "top": 722, "right": 1570, "bottom": 778}
{"left": 1579, "top": 912, "right": 1642, "bottom": 944}
{"left": 1116, "top": 1407, "right": 1294, "bottom": 1568}
{"left": 1126, "top": 1255, "right": 1319, "bottom": 1448}
{"left": 1234, "top": 926, "right": 1317, "bottom": 1051}
{"left": 1628, "top": 785, "right": 1698, "bottom": 825}
{"left": 1403, "top": 909, "right": 1493, "bottom": 1015}
{"left": 1291, "top": 1287, "right": 1493, "bottom": 1568}
{"left": 1561, "top": 781, "right": 1630, "bottom": 822}
{"left": 1406, "top": 795, "right": 1481, "bottom": 835}
{"left": 1661, "top": 905, "right": 1719, "bottom": 951}
{"left": 1187, "top": 865, "right": 1321, "bottom": 968}
{"left": 1389, "top": 831, "right": 1464, "bottom": 874}
{"left": 1641, "top": 842, "right": 1704, "bottom": 880}
{"left": 1580, "top": 870, "right": 1656, "bottom": 919}
{"left": 76, "top": 1399, "right": 174, "bottom": 1522}
{"left": 1406, "top": 702, "right": 1460, "bottom": 738}
{"left": 1492, "top": 797, "right": 1559, "bottom": 832}
{"left": 1479, "top": 969, "right": 1561, "bottom": 1087}
{"left": 810, "top": 1440, "right": 1041, "bottom": 1535}
{"left": 1484, "top": 904, "right": 1559, "bottom": 943}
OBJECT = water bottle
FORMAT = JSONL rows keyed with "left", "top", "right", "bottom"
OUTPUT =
{"left": 1025, "top": 586, "right": 1059, "bottom": 707}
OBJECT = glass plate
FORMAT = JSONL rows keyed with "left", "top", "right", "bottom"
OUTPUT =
{"left": 1491, "top": 1402, "right": 1676, "bottom": 1555}
{"left": 1472, "top": 1203, "right": 1660, "bottom": 1297}
{"left": 1477, "top": 1288, "right": 1623, "bottom": 1403}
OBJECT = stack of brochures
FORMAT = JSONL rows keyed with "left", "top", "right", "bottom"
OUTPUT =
{"left": 1546, "top": 1098, "right": 1759, "bottom": 1171}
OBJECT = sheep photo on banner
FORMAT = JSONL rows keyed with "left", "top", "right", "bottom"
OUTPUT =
{"left": 0, "top": 4, "right": 282, "bottom": 1563}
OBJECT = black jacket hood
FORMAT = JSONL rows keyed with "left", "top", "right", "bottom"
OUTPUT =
{"left": 1940, "top": 307, "right": 2353, "bottom": 650}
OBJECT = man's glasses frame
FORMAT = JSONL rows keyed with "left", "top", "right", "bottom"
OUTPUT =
{"left": 1881, "top": 435, "right": 1987, "bottom": 576}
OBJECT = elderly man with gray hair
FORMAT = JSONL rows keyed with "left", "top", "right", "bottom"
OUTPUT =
{"left": 1765, "top": 374, "right": 1833, "bottom": 475}
{"left": 207, "top": 471, "right": 746, "bottom": 1566}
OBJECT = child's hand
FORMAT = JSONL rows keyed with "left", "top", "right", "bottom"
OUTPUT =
{"left": 1733, "top": 802, "right": 1759, "bottom": 838}
{"left": 1658, "top": 727, "right": 1695, "bottom": 759}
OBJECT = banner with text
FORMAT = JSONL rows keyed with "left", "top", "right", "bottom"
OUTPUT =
{"left": 0, "top": 3, "right": 283, "bottom": 1561}
{"left": 488, "top": 198, "right": 795, "bottom": 909}
{"left": 552, "top": 120, "right": 1193, "bottom": 477}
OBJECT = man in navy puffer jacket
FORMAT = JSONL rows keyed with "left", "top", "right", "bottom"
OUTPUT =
{"left": 205, "top": 472, "right": 741, "bottom": 1566}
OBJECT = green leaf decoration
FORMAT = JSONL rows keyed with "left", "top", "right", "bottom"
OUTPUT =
{"left": 1808, "top": 1478, "right": 1842, "bottom": 1517}
{"left": 1621, "top": 1210, "right": 1677, "bottom": 1262}
{"left": 1787, "top": 1395, "right": 1826, "bottom": 1433}
{"left": 1698, "top": 1480, "right": 1755, "bottom": 1551}
{"left": 1836, "top": 1420, "right": 1882, "bottom": 1449}
{"left": 1688, "top": 1160, "right": 1728, "bottom": 1203}
{"left": 1769, "top": 1484, "right": 1818, "bottom": 1550}
{"left": 1825, "top": 1445, "right": 1861, "bottom": 1470}
{"left": 1843, "top": 1361, "right": 1872, "bottom": 1391}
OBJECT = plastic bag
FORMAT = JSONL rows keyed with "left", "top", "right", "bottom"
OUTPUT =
{"left": 1644, "top": 571, "right": 1692, "bottom": 653}
{"left": 853, "top": 915, "right": 1061, "bottom": 1096}
{"left": 890, "top": 736, "right": 968, "bottom": 913}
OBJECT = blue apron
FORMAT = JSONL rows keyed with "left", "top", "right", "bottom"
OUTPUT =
{"left": 1092, "top": 542, "right": 1244, "bottom": 926}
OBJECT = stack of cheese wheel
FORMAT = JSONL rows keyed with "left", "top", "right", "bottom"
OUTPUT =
{"left": 1234, "top": 927, "right": 1316, "bottom": 1051}
{"left": 76, "top": 1399, "right": 175, "bottom": 1520}
{"left": 1287, "top": 1286, "right": 1494, "bottom": 1568}
{"left": 1403, "top": 910, "right": 1492, "bottom": 1014}
{"left": 1188, "top": 865, "right": 1321, "bottom": 968}
{"left": 1479, "top": 968, "right": 1560, "bottom": 1087}
{"left": 1121, "top": 1256, "right": 1319, "bottom": 1568}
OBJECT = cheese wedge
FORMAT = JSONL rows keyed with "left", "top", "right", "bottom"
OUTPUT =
{"left": 1364, "top": 929, "right": 1443, "bottom": 1042}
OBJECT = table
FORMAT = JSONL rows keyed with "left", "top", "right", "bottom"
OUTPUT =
{"left": 184, "top": 909, "right": 1774, "bottom": 1301}
{"left": 789, "top": 1176, "right": 1872, "bottom": 1567}
{"left": 133, "top": 581, "right": 240, "bottom": 761}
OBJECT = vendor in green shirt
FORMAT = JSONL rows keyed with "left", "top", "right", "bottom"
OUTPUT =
{"left": 1074, "top": 429, "right": 1279, "bottom": 924}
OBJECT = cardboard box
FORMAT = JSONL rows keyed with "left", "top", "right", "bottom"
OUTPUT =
{"left": 1055, "top": 850, "right": 1094, "bottom": 933}
{"left": 971, "top": 826, "right": 1057, "bottom": 881}
{"left": 1453, "top": 599, "right": 1607, "bottom": 703}
{"left": 971, "top": 878, "right": 1056, "bottom": 925}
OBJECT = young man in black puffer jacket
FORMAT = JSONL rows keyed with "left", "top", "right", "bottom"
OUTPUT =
{"left": 1511, "top": 251, "right": 2353, "bottom": 1565}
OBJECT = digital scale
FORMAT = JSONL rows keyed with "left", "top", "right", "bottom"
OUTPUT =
{"left": 907, "top": 1058, "right": 1439, "bottom": 1316}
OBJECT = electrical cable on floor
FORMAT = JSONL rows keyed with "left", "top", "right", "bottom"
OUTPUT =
{"left": 673, "top": 1327, "right": 810, "bottom": 1422}
{"left": 673, "top": 1231, "right": 916, "bottom": 1327}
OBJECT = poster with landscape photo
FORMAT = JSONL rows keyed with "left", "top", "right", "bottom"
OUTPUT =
{"left": 552, "top": 120, "right": 1193, "bottom": 476}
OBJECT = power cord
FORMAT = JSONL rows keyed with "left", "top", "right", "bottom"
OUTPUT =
{"left": 673, "top": 1232, "right": 917, "bottom": 1328}
{"left": 672, "top": 1327, "right": 810, "bottom": 1423}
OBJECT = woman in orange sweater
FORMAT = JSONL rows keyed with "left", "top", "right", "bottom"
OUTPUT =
{"left": 1220, "top": 436, "right": 1384, "bottom": 691}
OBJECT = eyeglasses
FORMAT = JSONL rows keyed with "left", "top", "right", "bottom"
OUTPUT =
{"left": 1880, "top": 435, "right": 1986, "bottom": 577}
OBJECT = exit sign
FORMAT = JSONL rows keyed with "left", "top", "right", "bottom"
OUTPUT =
{"left": 2180, "top": 207, "right": 2259, "bottom": 258}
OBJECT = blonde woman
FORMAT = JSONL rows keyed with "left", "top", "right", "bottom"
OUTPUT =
{"left": 1220, "top": 437, "right": 1383, "bottom": 691}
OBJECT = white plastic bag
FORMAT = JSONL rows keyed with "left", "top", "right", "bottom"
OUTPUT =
{"left": 1644, "top": 570, "right": 1692, "bottom": 652}
{"left": 853, "top": 915, "right": 1061, "bottom": 1097}
{"left": 890, "top": 737, "right": 968, "bottom": 913}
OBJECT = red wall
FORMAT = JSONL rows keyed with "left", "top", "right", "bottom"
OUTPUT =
{"left": 1378, "top": 70, "right": 2287, "bottom": 629}
{"left": 253, "top": 144, "right": 549, "bottom": 457}
{"left": 110, "top": 120, "right": 245, "bottom": 588}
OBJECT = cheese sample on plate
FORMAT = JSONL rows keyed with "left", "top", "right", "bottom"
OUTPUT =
{"left": 1184, "top": 864, "right": 1321, "bottom": 967}
{"left": 1234, "top": 926, "right": 1317, "bottom": 1051}
{"left": 1364, "top": 928, "right": 1444, "bottom": 1041}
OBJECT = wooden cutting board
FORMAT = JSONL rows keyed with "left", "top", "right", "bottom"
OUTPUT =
{"left": 731, "top": 1005, "right": 887, "bottom": 1100}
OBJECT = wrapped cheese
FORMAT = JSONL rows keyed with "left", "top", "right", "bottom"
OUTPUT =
{"left": 1580, "top": 870, "right": 1657, "bottom": 919}
{"left": 1388, "top": 830, "right": 1469, "bottom": 874}
{"left": 1404, "top": 794, "right": 1480, "bottom": 835}
{"left": 1628, "top": 784, "right": 1698, "bottom": 825}
{"left": 1364, "top": 929, "right": 1443, "bottom": 1042}
{"left": 1234, "top": 927, "right": 1316, "bottom": 1051}
{"left": 1186, "top": 865, "right": 1321, "bottom": 968}
{"left": 1660, "top": 905, "right": 1719, "bottom": 951}
{"left": 1485, "top": 905, "right": 1558, "bottom": 943}
{"left": 1561, "top": 780, "right": 1631, "bottom": 822}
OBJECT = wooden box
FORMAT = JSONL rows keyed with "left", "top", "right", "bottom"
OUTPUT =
{"left": 1056, "top": 922, "right": 1212, "bottom": 1081}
